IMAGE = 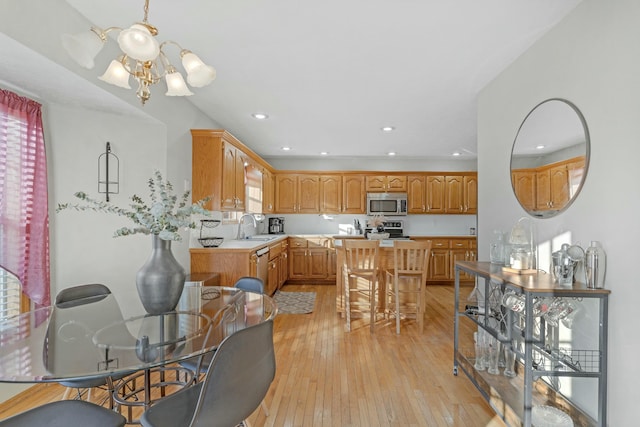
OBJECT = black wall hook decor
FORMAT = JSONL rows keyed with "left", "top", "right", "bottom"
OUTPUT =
{"left": 98, "top": 142, "right": 120, "bottom": 202}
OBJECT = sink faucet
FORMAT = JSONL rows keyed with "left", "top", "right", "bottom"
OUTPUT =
{"left": 236, "top": 213, "right": 257, "bottom": 240}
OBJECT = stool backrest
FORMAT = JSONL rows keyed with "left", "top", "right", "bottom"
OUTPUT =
{"left": 392, "top": 240, "right": 432, "bottom": 278}
{"left": 344, "top": 239, "right": 380, "bottom": 273}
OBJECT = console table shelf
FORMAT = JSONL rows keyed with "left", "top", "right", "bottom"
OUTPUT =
{"left": 453, "top": 261, "right": 609, "bottom": 427}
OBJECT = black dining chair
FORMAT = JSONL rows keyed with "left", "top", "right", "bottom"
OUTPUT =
{"left": 0, "top": 399, "right": 126, "bottom": 427}
{"left": 140, "top": 319, "right": 276, "bottom": 427}
{"left": 53, "top": 284, "right": 134, "bottom": 408}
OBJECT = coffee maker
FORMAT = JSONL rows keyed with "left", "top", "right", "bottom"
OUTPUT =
{"left": 268, "top": 217, "right": 285, "bottom": 234}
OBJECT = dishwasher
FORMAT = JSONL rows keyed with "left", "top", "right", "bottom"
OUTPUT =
{"left": 255, "top": 247, "right": 270, "bottom": 286}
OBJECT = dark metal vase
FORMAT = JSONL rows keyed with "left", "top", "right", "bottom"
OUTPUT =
{"left": 136, "top": 235, "right": 186, "bottom": 314}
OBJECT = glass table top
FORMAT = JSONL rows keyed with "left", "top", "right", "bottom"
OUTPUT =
{"left": 0, "top": 286, "right": 276, "bottom": 382}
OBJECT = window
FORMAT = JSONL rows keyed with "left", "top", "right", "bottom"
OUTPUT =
{"left": 0, "top": 89, "right": 50, "bottom": 316}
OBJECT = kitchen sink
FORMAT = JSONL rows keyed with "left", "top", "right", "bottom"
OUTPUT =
{"left": 242, "top": 235, "right": 279, "bottom": 241}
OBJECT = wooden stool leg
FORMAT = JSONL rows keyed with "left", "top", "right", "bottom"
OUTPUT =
{"left": 345, "top": 276, "right": 352, "bottom": 332}
{"left": 418, "top": 281, "right": 425, "bottom": 333}
{"left": 395, "top": 277, "right": 401, "bottom": 334}
{"left": 370, "top": 276, "right": 376, "bottom": 334}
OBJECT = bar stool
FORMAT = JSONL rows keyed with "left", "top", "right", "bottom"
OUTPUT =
{"left": 384, "top": 240, "right": 432, "bottom": 334}
{"left": 344, "top": 239, "right": 380, "bottom": 333}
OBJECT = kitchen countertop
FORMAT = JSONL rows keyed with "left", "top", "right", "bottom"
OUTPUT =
{"left": 190, "top": 234, "right": 475, "bottom": 252}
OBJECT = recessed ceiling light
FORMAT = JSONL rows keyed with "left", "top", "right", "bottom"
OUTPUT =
{"left": 387, "top": 151, "right": 397, "bottom": 156}
{"left": 252, "top": 113, "right": 269, "bottom": 120}
{"left": 536, "top": 145, "right": 545, "bottom": 150}
{"left": 281, "top": 146, "right": 291, "bottom": 151}
{"left": 381, "top": 126, "right": 395, "bottom": 132}
{"left": 320, "top": 151, "right": 329, "bottom": 155}
{"left": 453, "top": 152, "right": 462, "bottom": 156}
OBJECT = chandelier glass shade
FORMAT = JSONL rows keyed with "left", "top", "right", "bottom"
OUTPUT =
{"left": 61, "top": 0, "right": 215, "bottom": 105}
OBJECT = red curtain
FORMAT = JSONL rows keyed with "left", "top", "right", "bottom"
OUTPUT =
{"left": 0, "top": 89, "right": 50, "bottom": 308}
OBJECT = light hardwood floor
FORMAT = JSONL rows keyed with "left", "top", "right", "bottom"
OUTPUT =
{"left": 0, "top": 284, "right": 506, "bottom": 427}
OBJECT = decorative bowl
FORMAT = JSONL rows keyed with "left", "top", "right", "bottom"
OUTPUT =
{"left": 198, "top": 237, "right": 224, "bottom": 248}
{"left": 367, "top": 232, "right": 390, "bottom": 240}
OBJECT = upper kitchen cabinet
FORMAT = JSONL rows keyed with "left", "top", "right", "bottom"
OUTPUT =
{"left": 191, "top": 129, "right": 274, "bottom": 213}
{"left": 220, "top": 142, "right": 246, "bottom": 211}
{"left": 445, "top": 173, "right": 477, "bottom": 214}
{"left": 262, "top": 168, "right": 275, "bottom": 214}
{"left": 512, "top": 169, "right": 536, "bottom": 212}
{"left": 407, "top": 173, "right": 476, "bottom": 214}
{"left": 537, "top": 163, "right": 569, "bottom": 212}
{"left": 511, "top": 156, "right": 584, "bottom": 215}
{"left": 319, "top": 175, "right": 342, "bottom": 214}
{"left": 342, "top": 175, "right": 366, "bottom": 214}
{"left": 365, "top": 175, "right": 407, "bottom": 192}
{"left": 275, "top": 173, "right": 321, "bottom": 213}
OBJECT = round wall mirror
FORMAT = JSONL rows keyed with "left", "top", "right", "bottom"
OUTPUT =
{"left": 510, "top": 99, "right": 590, "bottom": 218}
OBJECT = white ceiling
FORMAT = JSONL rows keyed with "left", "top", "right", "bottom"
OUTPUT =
{"left": 42, "top": 1, "right": 584, "bottom": 159}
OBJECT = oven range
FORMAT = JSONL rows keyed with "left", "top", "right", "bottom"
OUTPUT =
{"left": 364, "top": 220, "right": 410, "bottom": 239}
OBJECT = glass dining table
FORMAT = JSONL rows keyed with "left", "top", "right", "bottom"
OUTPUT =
{"left": 0, "top": 285, "right": 277, "bottom": 413}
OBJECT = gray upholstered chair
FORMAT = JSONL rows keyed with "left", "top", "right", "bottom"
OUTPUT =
{"left": 140, "top": 319, "right": 276, "bottom": 427}
{"left": 54, "top": 284, "right": 133, "bottom": 407}
{"left": 0, "top": 399, "right": 126, "bottom": 427}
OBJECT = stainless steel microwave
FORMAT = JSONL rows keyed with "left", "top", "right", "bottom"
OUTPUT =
{"left": 366, "top": 193, "right": 408, "bottom": 216}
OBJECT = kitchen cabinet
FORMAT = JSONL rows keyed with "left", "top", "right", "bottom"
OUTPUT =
{"left": 449, "top": 239, "right": 476, "bottom": 281}
{"left": 407, "top": 173, "right": 476, "bottom": 214}
{"left": 262, "top": 168, "right": 275, "bottom": 214}
{"left": 342, "top": 175, "right": 366, "bottom": 214}
{"left": 365, "top": 175, "right": 407, "bottom": 192}
{"left": 288, "top": 237, "right": 332, "bottom": 281}
{"left": 275, "top": 174, "right": 321, "bottom": 213}
{"left": 279, "top": 240, "right": 289, "bottom": 289}
{"left": 407, "top": 175, "right": 427, "bottom": 213}
{"left": 536, "top": 164, "right": 569, "bottom": 212}
{"left": 512, "top": 169, "right": 536, "bottom": 212}
{"left": 189, "top": 237, "right": 287, "bottom": 295}
{"left": 454, "top": 261, "right": 609, "bottom": 427}
{"left": 412, "top": 237, "right": 476, "bottom": 283}
{"left": 427, "top": 239, "right": 450, "bottom": 281}
{"left": 191, "top": 129, "right": 273, "bottom": 213}
{"left": 221, "top": 142, "right": 246, "bottom": 211}
{"left": 319, "top": 175, "right": 342, "bottom": 214}
{"left": 512, "top": 156, "right": 584, "bottom": 214}
{"left": 266, "top": 241, "right": 284, "bottom": 295}
{"left": 190, "top": 247, "right": 257, "bottom": 288}
{"left": 445, "top": 173, "right": 477, "bottom": 214}
{"left": 425, "top": 175, "right": 445, "bottom": 213}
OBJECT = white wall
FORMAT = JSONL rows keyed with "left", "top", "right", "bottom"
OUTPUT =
{"left": 477, "top": 0, "right": 639, "bottom": 424}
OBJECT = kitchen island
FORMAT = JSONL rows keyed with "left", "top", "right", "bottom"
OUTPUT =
{"left": 334, "top": 235, "right": 477, "bottom": 315}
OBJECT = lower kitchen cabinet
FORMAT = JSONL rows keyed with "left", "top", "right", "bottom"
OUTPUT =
{"left": 288, "top": 236, "right": 334, "bottom": 282}
{"left": 412, "top": 237, "right": 477, "bottom": 283}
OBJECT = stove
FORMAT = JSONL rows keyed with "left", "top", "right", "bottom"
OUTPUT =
{"left": 365, "top": 220, "right": 410, "bottom": 239}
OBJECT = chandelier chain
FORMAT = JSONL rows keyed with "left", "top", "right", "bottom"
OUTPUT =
{"left": 143, "top": 0, "right": 150, "bottom": 23}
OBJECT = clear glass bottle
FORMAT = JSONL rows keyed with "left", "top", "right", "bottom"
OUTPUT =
{"left": 585, "top": 241, "right": 606, "bottom": 289}
{"left": 490, "top": 230, "right": 504, "bottom": 264}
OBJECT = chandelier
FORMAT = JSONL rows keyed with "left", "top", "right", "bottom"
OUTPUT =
{"left": 61, "top": 0, "right": 216, "bottom": 105}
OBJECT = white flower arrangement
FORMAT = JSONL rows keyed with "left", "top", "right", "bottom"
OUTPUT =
{"left": 57, "top": 170, "right": 211, "bottom": 241}
{"left": 367, "top": 214, "right": 386, "bottom": 231}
